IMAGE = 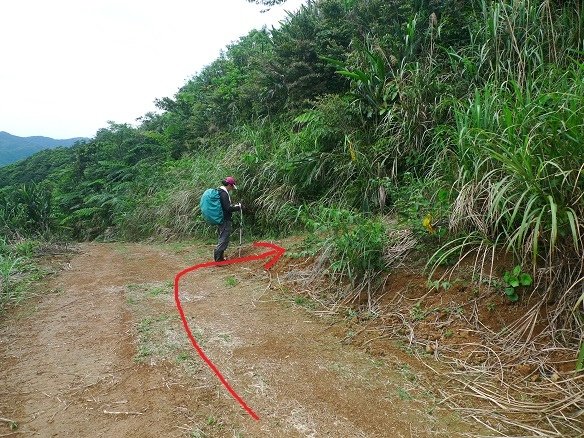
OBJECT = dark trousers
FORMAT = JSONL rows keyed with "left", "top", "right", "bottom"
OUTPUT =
{"left": 214, "top": 220, "right": 232, "bottom": 261}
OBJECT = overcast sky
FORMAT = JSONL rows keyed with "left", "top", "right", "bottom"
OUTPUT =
{"left": 0, "top": 0, "right": 306, "bottom": 139}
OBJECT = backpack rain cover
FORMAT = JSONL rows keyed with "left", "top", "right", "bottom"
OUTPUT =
{"left": 200, "top": 188, "right": 223, "bottom": 225}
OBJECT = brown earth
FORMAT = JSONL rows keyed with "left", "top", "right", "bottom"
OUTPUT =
{"left": 0, "top": 241, "right": 496, "bottom": 437}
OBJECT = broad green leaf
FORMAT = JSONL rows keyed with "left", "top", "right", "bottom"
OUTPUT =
{"left": 519, "top": 273, "right": 533, "bottom": 286}
{"left": 566, "top": 209, "right": 581, "bottom": 253}
{"left": 503, "top": 271, "right": 511, "bottom": 283}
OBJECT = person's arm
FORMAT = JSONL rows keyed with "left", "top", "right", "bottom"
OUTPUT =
{"left": 219, "top": 189, "right": 241, "bottom": 213}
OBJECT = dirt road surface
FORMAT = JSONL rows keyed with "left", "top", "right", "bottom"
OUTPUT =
{"left": 0, "top": 242, "right": 486, "bottom": 437}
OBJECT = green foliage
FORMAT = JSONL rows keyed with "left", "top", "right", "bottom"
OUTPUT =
{"left": 428, "top": 279, "right": 451, "bottom": 292}
{"left": 0, "top": 183, "right": 53, "bottom": 237}
{"left": 446, "top": 64, "right": 584, "bottom": 304}
{"left": 246, "top": 0, "right": 286, "bottom": 6}
{"left": 0, "top": 0, "right": 582, "bottom": 357}
{"left": 0, "top": 146, "right": 76, "bottom": 187}
{"left": 387, "top": 173, "right": 450, "bottom": 236}
{"left": 410, "top": 302, "right": 428, "bottom": 321}
{"left": 502, "top": 265, "right": 533, "bottom": 303}
{"left": 0, "top": 238, "right": 40, "bottom": 311}
{"left": 266, "top": 0, "right": 352, "bottom": 110}
{"left": 0, "top": 0, "right": 499, "bottom": 243}
{"left": 425, "top": 1, "right": 584, "bottom": 332}
{"left": 0, "top": 252, "right": 22, "bottom": 309}
{"left": 301, "top": 207, "right": 388, "bottom": 283}
{"left": 225, "top": 276, "right": 239, "bottom": 287}
{"left": 324, "top": 39, "right": 396, "bottom": 119}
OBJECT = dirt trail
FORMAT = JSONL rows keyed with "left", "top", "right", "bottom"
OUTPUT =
{"left": 0, "top": 242, "right": 484, "bottom": 437}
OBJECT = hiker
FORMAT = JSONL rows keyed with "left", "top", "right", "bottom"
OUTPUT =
{"left": 214, "top": 176, "right": 242, "bottom": 262}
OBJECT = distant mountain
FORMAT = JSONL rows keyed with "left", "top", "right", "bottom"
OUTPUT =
{"left": 0, "top": 131, "right": 86, "bottom": 167}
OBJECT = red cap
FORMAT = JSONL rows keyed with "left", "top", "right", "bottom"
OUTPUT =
{"left": 224, "top": 176, "right": 237, "bottom": 189}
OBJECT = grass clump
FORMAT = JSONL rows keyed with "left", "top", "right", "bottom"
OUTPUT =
{"left": 0, "top": 237, "right": 44, "bottom": 311}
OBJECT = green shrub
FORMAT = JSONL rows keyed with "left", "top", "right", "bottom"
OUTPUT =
{"left": 301, "top": 206, "right": 388, "bottom": 283}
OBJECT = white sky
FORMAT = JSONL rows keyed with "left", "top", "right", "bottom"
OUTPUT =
{"left": 0, "top": 0, "right": 306, "bottom": 139}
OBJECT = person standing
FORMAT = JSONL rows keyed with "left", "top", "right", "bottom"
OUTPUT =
{"left": 214, "top": 176, "right": 242, "bottom": 262}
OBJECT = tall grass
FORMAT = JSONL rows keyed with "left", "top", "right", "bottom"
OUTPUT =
{"left": 0, "top": 253, "right": 22, "bottom": 310}
{"left": 117, "top": 149, "right": 234, "bottom": 240}
{"left": 0, "top": 237, "right": 31, "bottom": 310}
{"left": 466, "top": 0, "right": 583, "bottom": 86}
{"left": 232, "top": 118, "right": 302, "bottom": 232}
{"left": 0, "top": 183, "right": 52, "bottom": 238}
{"left": 432, "top": 0, "right": 584, "bottom": 343}
{"left": 233, "top": 95, "right": 395, "bottom": 231}
{"left": 294, "top": 206, "right": 393, "bottom": 307}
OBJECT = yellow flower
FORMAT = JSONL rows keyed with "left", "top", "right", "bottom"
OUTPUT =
{"left": 422, "top": 214, "right": 435, "bottom": 234}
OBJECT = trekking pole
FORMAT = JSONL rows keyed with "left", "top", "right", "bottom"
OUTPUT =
{"left": 238, "top": 209, "right": 243, "bottom": 257}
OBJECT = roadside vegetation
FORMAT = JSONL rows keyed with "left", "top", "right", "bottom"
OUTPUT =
{"left": 1, "top": 0, "right": 582, "bottom": 435}
{"left": 0, "top": 238, "right": 48, "bottom": 312}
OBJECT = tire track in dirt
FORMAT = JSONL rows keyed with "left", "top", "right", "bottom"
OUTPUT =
{"left": 0, "top": 242, "right": 486, "bottom": 437}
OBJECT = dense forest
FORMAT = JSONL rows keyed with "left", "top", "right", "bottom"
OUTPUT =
{"left": 1, "top": 0, "right": 583, "bottom": 406}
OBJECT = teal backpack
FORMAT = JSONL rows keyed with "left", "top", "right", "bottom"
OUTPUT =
{"left": 200, "top": 188, "right": 223, "bottom": 225}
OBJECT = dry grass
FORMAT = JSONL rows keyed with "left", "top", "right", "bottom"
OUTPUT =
{"left": 281, "top": 231, "right": 583, "bottom": 437}
{"left": 380, "top": 286, "right": 584, "bottom": 437}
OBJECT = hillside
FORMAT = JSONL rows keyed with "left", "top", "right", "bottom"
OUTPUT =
{"left": 0, "top": 131, "right": 85, "bottom": 167}
{"left": 0, "top": 0, "right": 582, "bottom": 435}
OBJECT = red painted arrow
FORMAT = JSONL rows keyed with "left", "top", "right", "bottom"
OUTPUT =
{"left": 173, "top": 241, "right": 285, "bottom": 421}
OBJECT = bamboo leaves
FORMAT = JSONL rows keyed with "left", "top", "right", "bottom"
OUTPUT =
{"left": 322, "top": 43, "right": 396, "bottom": 118}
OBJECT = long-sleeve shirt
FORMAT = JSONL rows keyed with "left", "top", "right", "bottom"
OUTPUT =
{"left": 218, "top": 186, "right": 241, "bottom": 222}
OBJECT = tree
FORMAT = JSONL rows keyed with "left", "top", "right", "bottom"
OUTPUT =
{"left": 265, "top": 0, "right": 352, "bottom": 112}
{"left": 246, "top": 0, "right": 288, "bottom": 6}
